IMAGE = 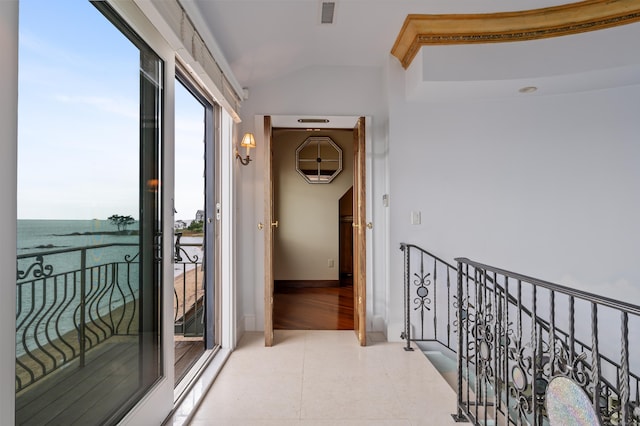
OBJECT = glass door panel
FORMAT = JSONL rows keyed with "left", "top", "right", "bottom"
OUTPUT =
{"left": 16, "top": 2, "right": 163, "bottom": 424}
{"left": 173, "top": 75, "right": 210, "bottom": 385}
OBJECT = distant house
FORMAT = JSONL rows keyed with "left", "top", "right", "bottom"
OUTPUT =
{"left": 174, "top": 220, "right": 187, "bottom": 230}
{"left": 195, "top": 210, "right": 205, "bottom": 222}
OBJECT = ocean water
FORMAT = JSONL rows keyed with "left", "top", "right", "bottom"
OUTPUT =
{"left": 18, "top": 219, "right": 138, "bottom": 252}
{"left": 17, "top": 219, "right": 139, "bottom": 274}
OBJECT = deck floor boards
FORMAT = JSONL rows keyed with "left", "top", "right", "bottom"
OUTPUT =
{"left": 16, "top": 336, "right": 139, "bottom": 425}
{"left": 16, "top": 337, "right": 135, "bottom": 411}
{"left": 16, "top": 336, "right": 206, "bottom": 425}
{"left": 174, "top": 340, "right": 205, "bottom": 384}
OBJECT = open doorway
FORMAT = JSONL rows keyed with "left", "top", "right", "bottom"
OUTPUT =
{"left": 271, "top": 128, "right": 355, "bottom": 330}
{"left": 263, "top": 116, "right": 367, "bottom": 346}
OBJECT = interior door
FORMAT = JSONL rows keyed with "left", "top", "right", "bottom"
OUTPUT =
{"left": 263, "top": 116, "right": 274, "bottom": 346}
{"left": 353, "top": 117, "right": 366, "bottom": 346}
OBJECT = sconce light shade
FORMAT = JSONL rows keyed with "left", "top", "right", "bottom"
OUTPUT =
{"left": 241, "top": 132, "right": 256, "bottom": 149}
{"left": 236, "top": 132, "right": 256, "bottom": 166}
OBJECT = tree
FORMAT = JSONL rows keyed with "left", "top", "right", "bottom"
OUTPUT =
{"left": 108, "top": 214, "right": 136, "bottom": 233}
{"left": 187, "top": 220, "right": 203, "bottom": 233}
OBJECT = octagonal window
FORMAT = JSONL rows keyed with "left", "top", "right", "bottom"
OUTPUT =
{"left": 295, "top": 136, "right": 343, "bottom": 184}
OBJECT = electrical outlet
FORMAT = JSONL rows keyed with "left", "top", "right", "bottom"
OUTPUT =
{"left": 328, "top": 259, "right": 335, "bottom": 268}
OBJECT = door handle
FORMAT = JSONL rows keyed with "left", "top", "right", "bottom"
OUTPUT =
{"left": 271, "top": 220, "right": 279, "bottom": 228}
{"left": 257, "top": 222, "right": 264, "bottom": 230}
{"left": 352, "top": 222, "right": 372, "bottom": 229}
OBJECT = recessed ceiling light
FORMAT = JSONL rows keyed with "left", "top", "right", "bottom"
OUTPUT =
{"left": 519, "top": 86, "right": 538, "bottom": 94}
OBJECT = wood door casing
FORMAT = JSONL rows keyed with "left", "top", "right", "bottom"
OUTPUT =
{"left": 264, "top": 116, "right": 274, "bottom": 346}
{"left": 339, "top": 187, "right": 353, "bottom": 280}
{"left": 263, "top": 115, "right": 366, "bottom": 347}
{"left": 353, "top": 117, "right": 366, "bottom": 346}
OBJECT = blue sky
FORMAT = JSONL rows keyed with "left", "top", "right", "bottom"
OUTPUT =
{"left": 175, "top": 80, "right": 206, "bottom": 223}
{"left": 18, "top": 0, "right": 205, "bottom": 221}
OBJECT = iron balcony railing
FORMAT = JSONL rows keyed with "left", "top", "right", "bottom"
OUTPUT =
{"left": 16, "top": 239, "right": 204, "bottom": 392}
{"left": 400, "top": 243, "right": 640, "bottom": 426}
{"left": 16, "top": 243, "right": 139, "bottom": 392}
{"left": 173, "top": 233, "right": 205, "bottom": 337}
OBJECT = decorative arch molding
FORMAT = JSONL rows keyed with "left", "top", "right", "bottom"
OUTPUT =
{"left": 391, "top": 0, "right": 640, "bottom": 69}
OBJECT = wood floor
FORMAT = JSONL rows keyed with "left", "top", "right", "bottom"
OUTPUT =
{"left": 274, "top": 283, "right": 354, "bottom": 330}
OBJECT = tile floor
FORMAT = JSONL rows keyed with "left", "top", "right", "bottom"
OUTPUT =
{"left": 188, "top": 330, "right": 458, "bottom": 425}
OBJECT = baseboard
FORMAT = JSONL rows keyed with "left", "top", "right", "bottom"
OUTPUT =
{"left": 370, "top": 315, "right": 386, "bottom": 335}
{"left": 242, "top": 315, "right": 256, "bottom": 332}
{"left": 274, "top": 280, "right": 340, "bottom": 289}
{"left": 387, "top": 321, "right": 406, "bottom": 343}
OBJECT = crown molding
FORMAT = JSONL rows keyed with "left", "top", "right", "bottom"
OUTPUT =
{"left": 391, "top": 0, "right": 640, "bottom": 69}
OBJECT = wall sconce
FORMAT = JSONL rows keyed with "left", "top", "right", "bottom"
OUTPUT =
{"left": 236, "top": 132, "right": 256, "bottom": 166}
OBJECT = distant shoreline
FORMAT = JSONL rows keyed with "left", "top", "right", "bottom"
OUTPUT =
{"left": 177, "top": 231, "right": 203, "bottom": 237}
{"left": 53, "top": 231, "right": 139, "bottom": 236}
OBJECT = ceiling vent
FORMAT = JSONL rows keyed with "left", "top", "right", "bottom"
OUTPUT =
{"left": 320, "top": 2, "right": 336, "bottom": 24}
{"left": 298, "top": 118, "right": 330, "bottom": 123}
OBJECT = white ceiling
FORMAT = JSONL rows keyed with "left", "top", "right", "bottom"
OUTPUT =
{"left": 184, "top": 0, "right": 640, "bottom": 100}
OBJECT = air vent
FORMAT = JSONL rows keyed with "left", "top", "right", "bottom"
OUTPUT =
{"left": 298, "top": 118, "right": 330, "bottom": 123}
{"left": 320, "top": 2, "right": 335, "bottom": 24}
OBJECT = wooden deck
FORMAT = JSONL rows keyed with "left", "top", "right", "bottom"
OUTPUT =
{"left": 16, "top": 336, "right": 205, "bottom": 425}
{"left": 174, "top": 339, "right": 205, "bottom": 384}
{"left": 16, "top": 336, "right": 139, "bottom": 425}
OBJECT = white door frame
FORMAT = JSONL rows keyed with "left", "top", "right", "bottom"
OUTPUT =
{"left": 107, "top": 1, "right": 176, "bottom": 424}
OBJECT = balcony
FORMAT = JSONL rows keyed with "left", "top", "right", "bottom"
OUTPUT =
{"left": 15, "top": 241, "right": 206, "bottom": 425}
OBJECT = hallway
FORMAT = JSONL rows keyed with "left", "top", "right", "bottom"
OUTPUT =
{"left": 188, "top": 331, "right": 457, "bottom": 425}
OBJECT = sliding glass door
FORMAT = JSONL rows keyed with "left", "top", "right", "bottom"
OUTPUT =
{"left": 17, "top": 1, "right": 163, "bottom": 423}
{"left": 173, "top": 73, "right": 218, "bottom": 386}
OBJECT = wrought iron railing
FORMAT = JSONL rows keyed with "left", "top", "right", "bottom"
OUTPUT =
{"left": 400, "top": 243, "right": 640, "bottom": 425}
{"left": 400, "top": 243, "right": 458, "bottom": 353}
{"left": 16, "top": 237, "right": 205, "bottom": 392}
{"left": 173, "top": 233, "right": 205, "bottom": 338}
{"left": 16, "top": 243, "right": 139, "bottom": 392}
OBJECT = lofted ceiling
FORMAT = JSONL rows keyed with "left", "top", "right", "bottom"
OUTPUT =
{"left": 183, "top": 0, "right": 640, "bottom": 101}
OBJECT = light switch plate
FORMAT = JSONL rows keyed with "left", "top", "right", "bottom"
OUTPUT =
{"left": 411, "top": 211, "right": 421, "bottom": 225}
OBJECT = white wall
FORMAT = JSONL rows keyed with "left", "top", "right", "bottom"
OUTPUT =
{"left": 237, "top": 66, "right": 389, "bottom": 332}
{"left": 273, "top": 129, "right": 353, "bottom": 281}
{"left": 0, "top": 1, "right": 18, "bottom": 423}
{"left": 387, "top": 57, "right": 640, "bottom": 338}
